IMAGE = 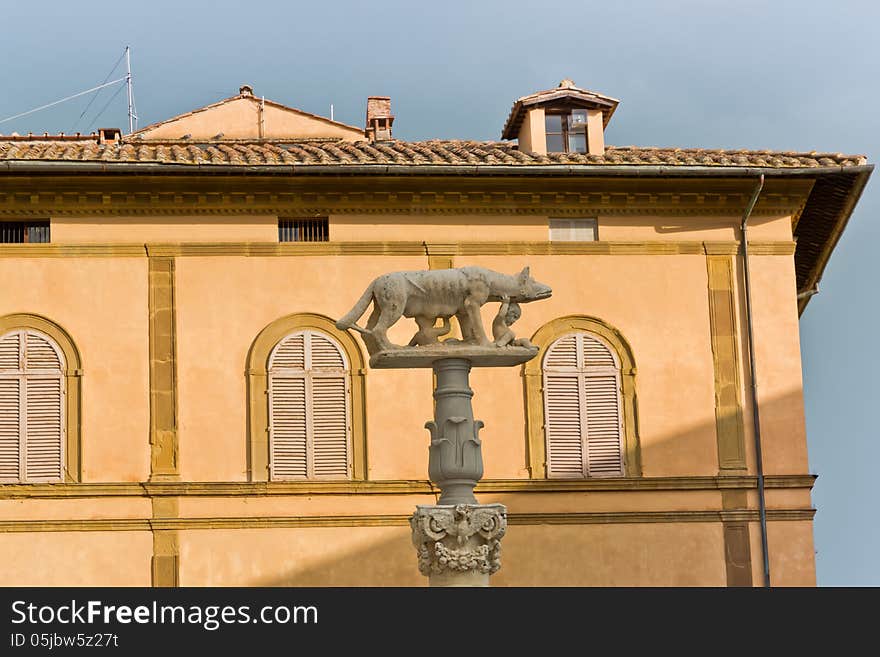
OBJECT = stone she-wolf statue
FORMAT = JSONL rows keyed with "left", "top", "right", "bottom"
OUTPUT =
{"left": 335, "top": 266, "right": 552, "bottom": 353}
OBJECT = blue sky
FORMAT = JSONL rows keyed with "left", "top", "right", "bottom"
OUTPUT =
{"left": 1, "top": 0, "right": 876, "bottom": 585}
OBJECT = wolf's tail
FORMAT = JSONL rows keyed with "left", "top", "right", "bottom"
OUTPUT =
{"left": 335, "top": 281, "right": 375, "bottom": 331}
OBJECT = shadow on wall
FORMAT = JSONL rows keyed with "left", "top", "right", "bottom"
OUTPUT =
{"left": 251, "top": 527, "right": 423, "bottom": 587}
{"left": 628, "top": 384, "right": 810, "bottom": 479}
{"left": 592, "top": 204, "right": 781, "bottom": 236}
{"left": 249, "top": 522, "right": 735, "bottom": 587}
{"left": 216, "top": 387, "right": 813, "bottom": 587}
{"left": 0, "top": 389, "right": 813, "bottom": 586}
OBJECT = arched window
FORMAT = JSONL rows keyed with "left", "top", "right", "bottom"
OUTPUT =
{"left": 0, "top": 329, "right": 66, "bottom": 482}
{"left": 524, "top": 316, "right": 640, "bottom": 479}
{"left": 268, "top": 330, "right": 351, "bottom": 480}
{"left": 543, "top": 332, "right": 624, "bottom": 478}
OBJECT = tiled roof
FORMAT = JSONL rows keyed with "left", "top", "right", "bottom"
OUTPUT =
{"left": 0, "top": 138, "right": 867, "bottom": 168}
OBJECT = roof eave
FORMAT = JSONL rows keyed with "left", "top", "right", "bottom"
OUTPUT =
{"left": 0, "top": 160, "right": 870, "bottom": 178}
{"left": 0, "top": 159, "right": 868, "bottom": 318}
{"left": 796, "top": 165, "right": 873, "bottom": 315}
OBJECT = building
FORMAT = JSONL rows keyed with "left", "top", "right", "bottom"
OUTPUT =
{"left": 0, "top": 80, "right": 870, "bottom": 586}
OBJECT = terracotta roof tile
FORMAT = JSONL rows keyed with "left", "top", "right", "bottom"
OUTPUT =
{"left": 0, "top": 137, "right": 866, "bottom": 168}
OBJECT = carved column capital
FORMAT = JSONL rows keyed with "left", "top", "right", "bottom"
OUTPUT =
{"left": 410, "top": 503, "right": 507, "bottom": 585}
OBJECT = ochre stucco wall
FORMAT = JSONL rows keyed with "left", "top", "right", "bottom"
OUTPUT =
{"left": 0, "top": 498, "right": 150, "bottom": 520}
{"left": 332, "top": 213, "right": 551, "bottom": 242}
{"left": 0, "top": 208, "right": 815, "bottom": 587}
{"left": 756, "top": 520, "right": 817, "bottom": 586}
{"left": 517, "top": 107, "right": 546, "bottom": 155}
{"left": 177, "top": 523, "right": 727, "bottom": 586}
{"left": 463, "top": 253, "right": 719, "bottom": 477}
{"left": 0, "top": 531, "right": 152, "bottom": 586}
{"left": 598, "top": 212, "right": 792, "bottom": 242}
{"left": 745, "top": 255, "right": 809, "bottom": 474}
{"left": 171, "top": 251, "right": 721, "bottom": 480}
{"left": 45, "top": 212, "right": 794, "bottom": 245}
{"left": 52, "top": 215, "right": 277, "bottom": 243}
{"left": 179, "top": 527, "right": 421, "bottom": 586}
{"left": 495, "top": 522, "right": 727, "bottom": 586}
{"left": 174, "top": 254, "right": 430, "bottom": 481}
{"left": 0, "top": 257, "right": 150, "bottom": 481}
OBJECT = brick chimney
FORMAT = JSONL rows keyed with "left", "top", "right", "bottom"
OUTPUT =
{"left": 365, "top": 96, "right": 394, "bottom": 141}
{"left": 98, "top": 127, "right": 122, "bottom": 145}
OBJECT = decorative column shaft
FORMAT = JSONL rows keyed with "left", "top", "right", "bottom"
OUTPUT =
{"left": 426, "top": 358, "right": 484, "bottom": 505}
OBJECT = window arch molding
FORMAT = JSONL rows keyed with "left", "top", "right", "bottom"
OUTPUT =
{"left": 523, "top": 315, "right": 641, "bottom": 478}
{"left": 246, "top": 313, "right": 367, "bottom": 482}
{"left": 0, "top": 313, "right": 82, "bottom": 482}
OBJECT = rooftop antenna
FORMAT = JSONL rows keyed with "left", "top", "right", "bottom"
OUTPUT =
{"left": 125, "top": 46, "right": 137, "bottom": 133}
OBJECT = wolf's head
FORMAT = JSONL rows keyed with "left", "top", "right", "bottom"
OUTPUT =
{"left": 509, "top": 267, "right": 552, "bottom": 304}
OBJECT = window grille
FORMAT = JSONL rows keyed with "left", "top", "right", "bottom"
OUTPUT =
{"left": 1, "top": 221, "right": 50, "bottom": 244}
{"left": 278, "top": 217, "right": 329, "bottom": 242}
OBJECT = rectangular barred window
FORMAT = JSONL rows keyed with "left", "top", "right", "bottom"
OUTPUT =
{"left": 549, "top": 218, "right": 597, "bottom": 242}
{"left": 1, "top": 221, "right": 50, "bottom": 244}
{"left": 279, "top": 217, "right": 329, "bottom": 242}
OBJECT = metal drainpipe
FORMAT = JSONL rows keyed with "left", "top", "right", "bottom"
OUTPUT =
{"left": 740, "top": 174, "right": 770, "bottom": 587}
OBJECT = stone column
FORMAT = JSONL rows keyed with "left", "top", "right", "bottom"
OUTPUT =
{"left": 425, "top": 358, "right": 483, "bottom": 505}
{"left": 418, "top": 358, "right": 508, "bottom": 586}
{"left": 410, "top": 503, "right": 507, "bottom": 587}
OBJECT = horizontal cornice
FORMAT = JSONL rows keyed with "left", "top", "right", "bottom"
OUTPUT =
{"left": 0, "top": 176, "right": 813, "bottom": 217}
{"left": 0, "top": 508, "right": 816, "bottom": 533}
{"left": 0, "top": 475, "right": 816, "bottom": 499}
{"left": 0, "top": 240, "right": 796, "bottom": 258}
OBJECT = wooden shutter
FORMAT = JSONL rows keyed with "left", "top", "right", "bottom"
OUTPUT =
{"left": 269, "top": 376, "right": 308, "bottom": 478}
{"left": 0, "top": 332, "right": 20, "bottom": 482}
{"left": 544, "top": 374, "right": 584, "bottom": 477}
{"left": 26, "top": 331, "right": 64, "bottom": 370}
{"left": 0, "top": 331, "right": 19, "bottom": 369}
{"left": 544, "top": 334, "right": 578, "bottom": 369}
{"left": 582, "top": 334, "right": 616, "bottom": 368}
{"left": 270, "top": 332, "right": 305, "bottom": 369}
{"left": 543, "top": 332, "right": 624, "bottom": 478}
{"left": 0, "top": 330, "right": 65, "bottom": 482}
{"left": 584, "top": 372, "right": 624, "bottom": 477}
{"left": 25, "top": 377, "right": 64, "bottom": 481}
{"left": 268, "top": 330, "right": 350, "bottom": 480}
{"left": 309, "top": 333, "right": 346, "bottom": 370}
{"left": 311, "top": 377, "right": 349, "bottom": 477}
{"left": 0, "top": 377, "right": 20, "bottom": 482}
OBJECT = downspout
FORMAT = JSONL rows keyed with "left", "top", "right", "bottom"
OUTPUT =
{"left": 740, "top": 174, "right": 770, "bottom": 587}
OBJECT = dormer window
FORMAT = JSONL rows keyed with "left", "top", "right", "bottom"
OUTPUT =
{"left": 545, "top": 110, "right": 588, "bottom": 153}
{"left": 501, "top": 80, "right": 619, "bottom": 157}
